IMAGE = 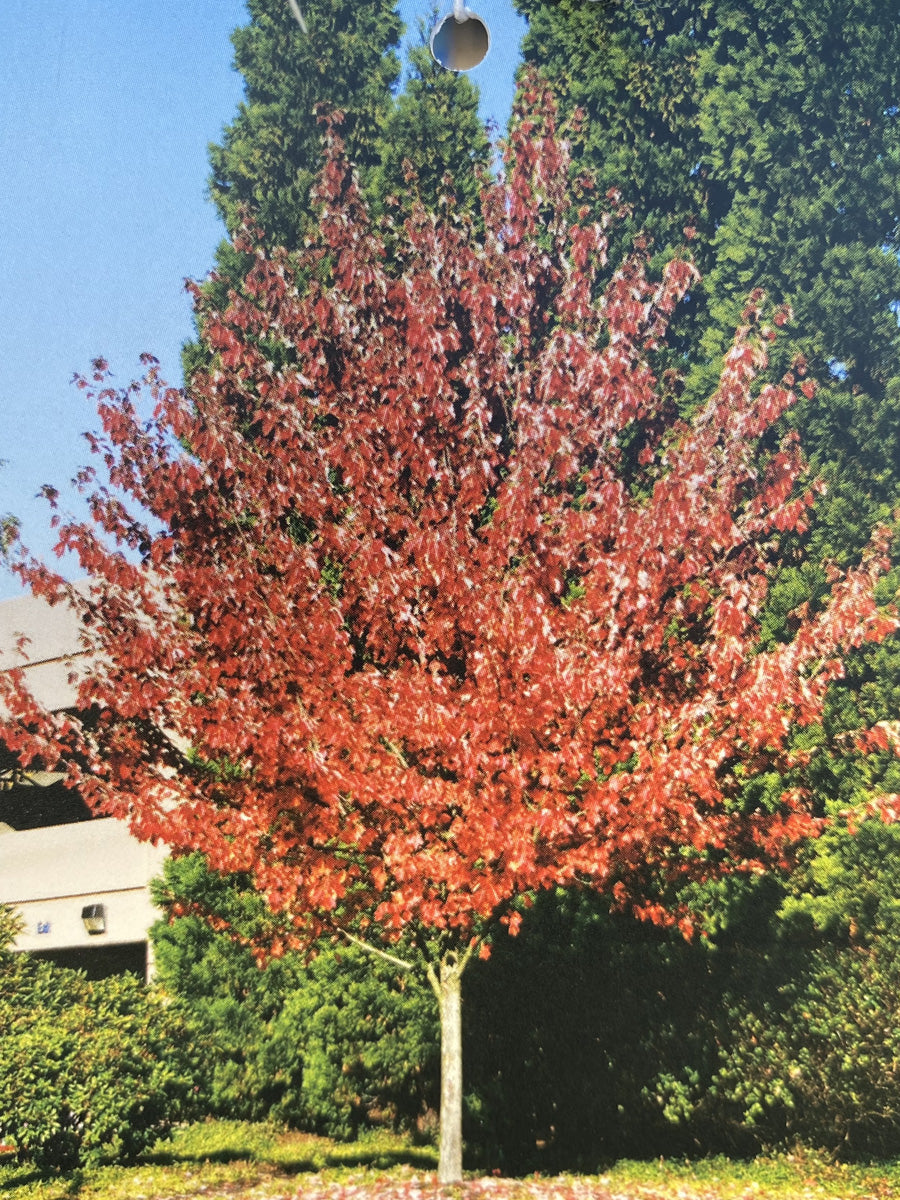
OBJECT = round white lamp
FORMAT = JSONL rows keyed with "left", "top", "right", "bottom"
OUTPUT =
{"left": 430, "top": 0, "right": 490, "bottom": 72}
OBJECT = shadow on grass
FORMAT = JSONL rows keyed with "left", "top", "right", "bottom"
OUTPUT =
{"left": 0, "top": 1160, "right": 85, "bottom": 1195}
{"left": 0, "top": 1124, "right": 439, "bottom": 1194}
{"left": 321, "top": 1147, "right": 438, "bottom": 1171}
{"left": 142, "top": 1137, "right": 438, "bottom": 1175}
{"left": 0, "top": 1172, "right": 48, "bottom": 1195}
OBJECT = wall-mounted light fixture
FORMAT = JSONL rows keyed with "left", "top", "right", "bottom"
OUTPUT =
{"left": 430, "top": 0, "right": 490, "bottom": 72}
{"left": 81, "top": 903, "right": 106, "bottom": 935}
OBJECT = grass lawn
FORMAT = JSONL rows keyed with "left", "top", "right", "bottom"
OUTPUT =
{"left": 3, "top": 1121, "right": 900, "bottom": 1200}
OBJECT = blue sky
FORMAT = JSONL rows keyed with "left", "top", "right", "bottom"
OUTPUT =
{"left": 0, "top": 0, "right": 526, "bottom": 598}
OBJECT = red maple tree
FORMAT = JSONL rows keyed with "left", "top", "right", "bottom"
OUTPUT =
{"left": 3, "top": 80, "right": 895, "bottom": 1181}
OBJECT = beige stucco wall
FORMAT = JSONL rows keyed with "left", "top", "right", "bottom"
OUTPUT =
{"left": 0, "top": 581, "right": 90, "bottom": 710}
{"left": 0, "top": 587, "right": 168, "bottom": 976}
{"left": 0, "top": 817, "right": 167, "bottom": 954}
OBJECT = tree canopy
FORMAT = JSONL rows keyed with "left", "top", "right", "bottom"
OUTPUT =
{"left": 185, "top": 0, "right": 490, "bottom": 383}
{"left": 516, "top": 0, "right": 900, "bottom": 382}
{"left": 515, "top": 0, "right": 900, "bottom": 898}
{"left": 3, "top": 80, "right": 896, "bottom": 1182}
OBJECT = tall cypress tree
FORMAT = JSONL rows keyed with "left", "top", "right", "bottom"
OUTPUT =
{"left": 184, "top": 0, "right": 403, "bottom": 379}
{"left": 185, "top": 0, "right": 490, "bottom": 379}
{"left": 507, "top": 1, "right": 900, "bottom": 1152}
{"left": 372, "top": 27, "right": 491, "bottom": 221}
{"left": 208, "top": 0, "right": 403, "bottom": 249}
{"left": 515, "top": 0, "right": 900, "bottom": 562}
{"left": 208, "top": 0, "right": 489, "bottom": 245}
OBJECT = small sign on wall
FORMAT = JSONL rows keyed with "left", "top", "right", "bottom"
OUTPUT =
{"left": 36, "top": 920, "right": 51, "bottom": 935}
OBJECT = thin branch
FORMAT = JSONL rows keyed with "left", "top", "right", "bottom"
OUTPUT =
{"left": 425, "top": 958, "right": 440, "bottom": 1001}
{"left": 338, "top": 928, "right": 415, "bottom": 973}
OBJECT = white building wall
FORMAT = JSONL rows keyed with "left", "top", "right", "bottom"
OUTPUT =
{"left": 0, "top": 586, "right": 169, "bottom": 979}
{"left": 0, "top": 584, "right": 89, "bottom": 710}
{"left": 0, "top": 818, "right": 167, "bottom": 956}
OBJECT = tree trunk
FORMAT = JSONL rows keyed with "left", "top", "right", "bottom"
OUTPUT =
{"left": 437, "top": 954, "right": 465, "bottom": 1184}
{"left": 341, "top": 933, "right": 469, "bottom": 1183}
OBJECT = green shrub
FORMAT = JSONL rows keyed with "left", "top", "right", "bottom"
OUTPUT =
{"left": 150, "top": 854, "right": 309, "bottom": 1123}
{"left": 0, "top": 946, "right": 199, "bottom": 1171}
{"left": 464, "top": 857, "right": 900, "bottom": 1167}
{"left": 151, "top": 854, "right": 438, "bottom": 1137}
{"left": 0, "top": 904, "right": 23, "bottom": 954}
{"left": 462, "top": 885, "right": 743, "bottom": 1171}
{"left": 707, "top": 824, "right": 900, "bottom": 1157}
{"left": 714, "top": 939, "right": 900, "bottom": 1156}
{"left": 280, "top": 947, "right": 438, "bottom": 1139}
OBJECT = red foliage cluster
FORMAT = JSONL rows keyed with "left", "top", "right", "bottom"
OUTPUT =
{"left": 3, "top": 80, "right": 894, "bottom": 957}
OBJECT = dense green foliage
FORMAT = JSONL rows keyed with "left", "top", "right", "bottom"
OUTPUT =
{"left": 208, "top": 0, "right": 402, "bottom": 249}
{"left": 185, "top": 0, "right": 489, "bottom": 379}
{"left": 371, "top": 30, "right": 490, "bottom": 222}
{"left": 709, "top": 824, "right": 900, "bottom": 1157}
{"left": 507, "top": 7, "right": 900, "bottom": 1158}
{"left": 151, "top": 855, "right": 438, "bottom": 1139}
{"left": 464, "top": 887, "right": 748, "bottom": 1171}
{"left": 463, "top": 831, "right": 900, "bottom": 1171}
{"left": 515, "top": 0, "right": 900, "bottom": 379}
{"left": 0, "top": 913, "right": 196, "bottom": 1171}
{"left": 208, "top": 0, "right": 489, "bottom": 240}
{"left": 515, "top": 0, "right": 900, "bottom": 564}
{"left": 184, "top": 0, "right": 400, "bottom": 379}
{"left": 150, "top": 855, "right": 308, "bottom": 1124}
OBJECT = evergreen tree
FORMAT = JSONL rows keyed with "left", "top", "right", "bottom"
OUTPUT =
{"left": 508, "top": 6, "right": 900, "bottom": 1150}
{"left": 515, "top": 0, "right": 900, "bottom": 786}
{"left": 208, "top": 0, "right": 491, "bottom": 247}
{"left": 371, "top": 20, "right": 491, "bottom": 221}
{"left": 150, "top": 854, "right": 437, "bottom": 1134}
{"left": 185, "top": 0, "right": 490, "bottom": 380}
{"left": 515, "top": 2, "right": 900, "bottom": 356}
{"left": 515, "top": 0, "right": 900, "bottom": 559}
{"left": 208, "top": 0, "right": 403, "bottom": 250}
{"left": 184, "top": 0, "right": 403, "bottom": 380}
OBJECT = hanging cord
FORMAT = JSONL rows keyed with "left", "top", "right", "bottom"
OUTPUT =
{"left": 287, "top": 0, "right": 309, "bottom": 35}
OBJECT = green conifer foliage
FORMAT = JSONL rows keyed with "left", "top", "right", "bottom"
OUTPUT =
{"left": 184, "top": 1, "right": 490, "bottom": 382}
{"left": 509, "top": 6, "right": 900, "bottom": 1142}
{"left": 208, "top": 0, "right": 490, "bottom": 247}
{"left": 516, "top": 2, "right": 900, "bottom": 376}
{"left": 515, "top": 3, "right": 705, "bottom": 256}
{"left": 372, "top": 31, "right": 491, "bottom": 221}
{"left": 517, "top": 0, "right": 900, "bottom": 498}
{"left": 516, "top": 0, "right": 900, "bottom": 756}
{"left": 184, "top": 0, "right": 405, "bottom": 381}
{"left": 208, "top": 0, "right": 403, "bottom": 250}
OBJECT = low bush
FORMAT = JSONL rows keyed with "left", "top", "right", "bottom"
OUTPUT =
{"left": 0, "top": 918, "right": 199, "bottom": 1171}
{"left": 707, "top": 824, "right": 900, "bottom": 1157}
{"left": 280, "top": 946, "right": 438, "bottom": 1139}
{"left": 713, "top": 939, "right": 900, "bottom": 1156}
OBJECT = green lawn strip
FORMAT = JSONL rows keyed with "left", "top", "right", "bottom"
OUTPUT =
{"left": 603, "top": 1152, "right": 900, "bottom": 1198}
{"left": 0, "top": 1123, "right": 436, "bottom": 1200}
{"left": 2, "top": 1122, "right": 900, "bottom": 1200}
